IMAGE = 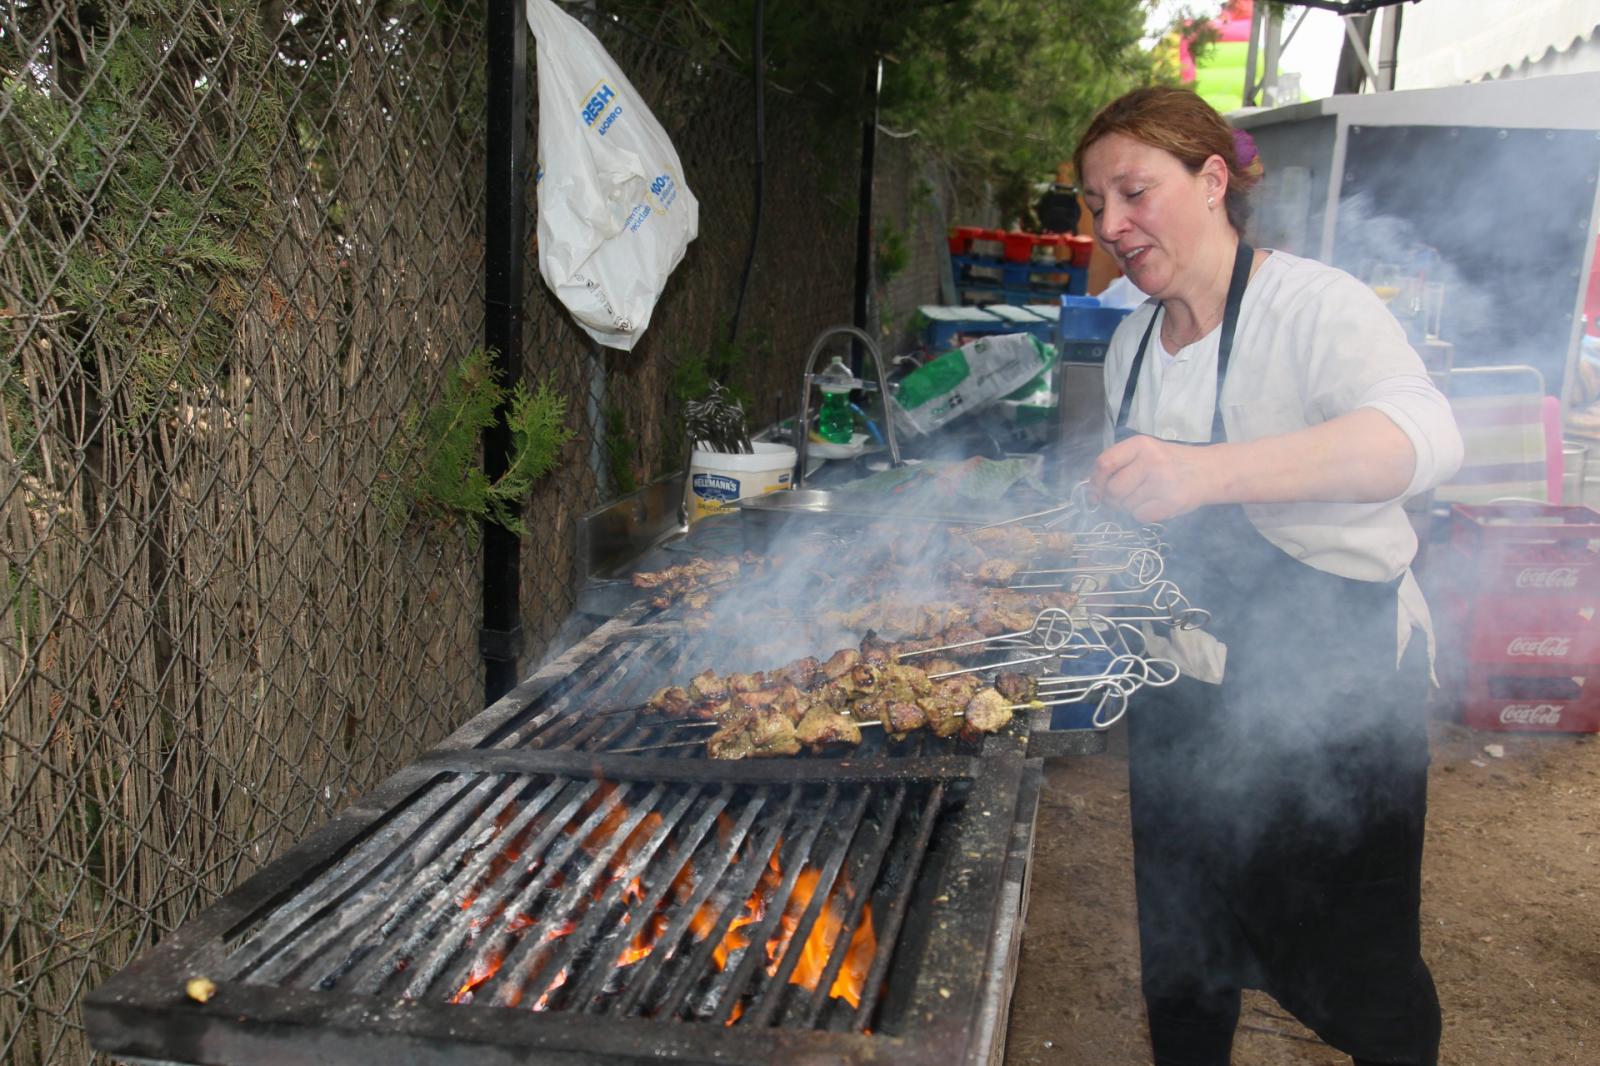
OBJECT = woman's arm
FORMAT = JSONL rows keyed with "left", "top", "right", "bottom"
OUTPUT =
{"left": 1091, "top": 406, "right": 1418, "bottom": 523}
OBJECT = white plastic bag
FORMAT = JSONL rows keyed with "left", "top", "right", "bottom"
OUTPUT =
{"left": 526, "top": 0, "right": 699, "bottom": 350}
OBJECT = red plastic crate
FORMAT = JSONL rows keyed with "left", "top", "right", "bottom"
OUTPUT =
{"left": 1451, "top": 601, "right": 1600, "bottom": 667}
{"left": 1452, "top": 663, "right": 1600, "bottom": 733}
{"left": 1002, "top": 231, "right": 1035, "bottom": 263}
{"left": 1438, "top": 503, "right": 1600, "bottom": 601}
{"left": 947, "top": 225, "right": 983, "bottom": 256}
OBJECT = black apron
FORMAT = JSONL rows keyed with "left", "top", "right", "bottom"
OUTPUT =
{"left": 1116, "top": 241, "right": 1440, "bottom": 1066}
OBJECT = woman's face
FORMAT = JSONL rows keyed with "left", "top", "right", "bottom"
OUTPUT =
{"left": 1080, "top": 132, "right": 1223, "bottom": 301}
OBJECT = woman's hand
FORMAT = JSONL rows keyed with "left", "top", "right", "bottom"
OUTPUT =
{"left": 1090, "top": 435, "right": 1219, "bottom": 522}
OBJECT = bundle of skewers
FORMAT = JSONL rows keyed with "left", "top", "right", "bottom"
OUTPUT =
{"left": 611, "top": 604, "right": 1178, "bottom": 759}
{"left": 609, "top": 480, "right": 1196, "bottom": 758}
{"left": 621, "top": 637, "right": 1042, "bottom": 760}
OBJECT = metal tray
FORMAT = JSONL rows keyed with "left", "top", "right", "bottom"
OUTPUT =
{"left": 739, "top": 488, "right": 978, "bottom": 523}
{"left": 737, "top": 489, "right": 983, "bottom": 554}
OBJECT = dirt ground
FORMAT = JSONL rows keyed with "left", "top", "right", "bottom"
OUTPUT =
{"left": 1003, "top": 717, "right": 1599, "bottom": 1065}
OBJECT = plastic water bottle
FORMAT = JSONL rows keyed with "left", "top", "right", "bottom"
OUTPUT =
{"left": 815, "top": 357, "right": 855, "bottom": 444}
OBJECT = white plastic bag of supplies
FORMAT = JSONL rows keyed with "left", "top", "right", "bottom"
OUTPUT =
{"left": 890, "top": 333, "right": 1054, "bottom": 436}
{"left": 526, "top": 0, "right": 699, "bottom": 350}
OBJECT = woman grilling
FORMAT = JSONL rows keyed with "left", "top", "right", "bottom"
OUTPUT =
{"left": 1076, "top": 87, "right": 1463, "bottom": 1066}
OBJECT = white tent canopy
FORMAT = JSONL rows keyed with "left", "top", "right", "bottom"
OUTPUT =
{"left": 1397, "top": 0, "right": 1600, "bottom": 88}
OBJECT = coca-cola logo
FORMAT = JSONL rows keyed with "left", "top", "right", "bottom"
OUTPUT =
{"left": 1505, "top": 636, "right": 1574, "bottom": 658}
{"left": 1515, "top": 566, "right": 1580, "bottom": 590}
{"left": 1499, "top": 703, "right": 1563, "bottom": 726}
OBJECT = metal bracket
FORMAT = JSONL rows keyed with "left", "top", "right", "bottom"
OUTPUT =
{"left": 478, "top": 623, "right": 525, "bottom": 663}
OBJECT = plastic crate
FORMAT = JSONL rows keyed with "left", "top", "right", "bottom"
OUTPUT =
{"left": 1435, "top": 591, "right": 1600, "bottom": 667}
{"left": 1451, "top": 663, "right": 1600, "bottom": 733}
{"left": 1433, "top": 503, "right": 1600, "bottom": 732}
{"left": 1003, "top": 231, "right": 1035, "bottom": 262}
{"left": 1059, "top": 304, "right": 1131, "bottom": 343}
{"left": 1439, "top": 503, "right": 1600, "bottom": 600}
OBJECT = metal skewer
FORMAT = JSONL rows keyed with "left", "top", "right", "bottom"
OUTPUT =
{"left": 1007, "top": 546, "right": 1165, "bottom": 590}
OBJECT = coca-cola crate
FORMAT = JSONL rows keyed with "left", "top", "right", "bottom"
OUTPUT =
{"left": 1433, "top": 593, "right": 1600, "bottom": 667}
{"left": 1452, "top": 663, "right": 1600, "bottom": 733}
{"left": 1444, "top": 503, "right": 1600, "bottom": 599}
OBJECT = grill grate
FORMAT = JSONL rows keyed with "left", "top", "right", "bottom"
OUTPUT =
{"left": 88, "top": 748, "right": 1029, "bottom": 1065}
{"left": 211, "top": 768, "right": 946, "bottom": 1028}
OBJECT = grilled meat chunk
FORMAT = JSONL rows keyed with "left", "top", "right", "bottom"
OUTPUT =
{"left": 732, "top": 689, "right": 780, "bottom": 713}
{"left": 883, "top": 700, "right": 927, "bottom": 736}
{"left": 726, "top": 671, "right": 767, "bottom": 694}
{"left": 993, "top": 671, "right": 1037, "bottom": 703}
{"left": 962, "top": 688, "right": 1015, "bottom": 735}
{"left": 795, "top": 703, "right": 862, "bottom": 748}
{"left": 967, "top": 526, "right": 1038, "bottom": 557}
{"left": 647, "top": 685, "right": 694, "bottom": 718}
{"left": 974, "top": 559, "right": 1022, "bottom": 585}
{"left": 820, "top": 647, "right": 861, "bottom": 681}
{"left": 858, "top": 632, "right": 895, "bottom": 667}
{"left": 776, "top": 656, "right": 820, "bottom": 689}
{"left": 1037, "top": 531, "right": 1076, "bottom": 554}
{"left": 882, "top": 664, "right": 933, "bottom": 703}
{"left": 707, "top": 710, "right": 802, "bottom": 760}
{"left": 688, "top": 669, "right": 728, "bottom": 701}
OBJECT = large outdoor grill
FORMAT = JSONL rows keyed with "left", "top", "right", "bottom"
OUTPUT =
{"left": 86, "top": 601, "right": 1044, "bottom": 1065}
{"left": 88, "top": 491, "right": 1189, "bottom": 1064}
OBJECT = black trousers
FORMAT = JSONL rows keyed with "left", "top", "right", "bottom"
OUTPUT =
{"left": 1127, "top": 639, "right": 1441, "bottom": 1066}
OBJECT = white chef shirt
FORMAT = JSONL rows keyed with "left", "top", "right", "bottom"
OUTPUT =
{"left": 1100, "top": 250, "right": 1465, "bottom": 682}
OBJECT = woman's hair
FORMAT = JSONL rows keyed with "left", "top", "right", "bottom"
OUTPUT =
{"left": 1073, "top": 86, "right": 1263, "bottom": 234}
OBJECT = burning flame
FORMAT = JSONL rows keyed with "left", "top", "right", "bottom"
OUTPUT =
{"left": 764, "top": 868, "right": 877, "bottom": 1009}
{"left": 440, "top": 784, "right": 878, "bottom": 1019}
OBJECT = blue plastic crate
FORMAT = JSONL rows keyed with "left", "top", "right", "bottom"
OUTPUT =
{"left": 1060, "top": 304, "right": 1132, "bottom": 342}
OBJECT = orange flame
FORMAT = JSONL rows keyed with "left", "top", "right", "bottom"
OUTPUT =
{"left": 440, "top": 785, "right": 878, "bottom": 1019}
{"left": 450, "top": 948, "right": 504, "bottom": 1004}
{"left": 763, "top": 868, "right": 877, "bottom": 1009}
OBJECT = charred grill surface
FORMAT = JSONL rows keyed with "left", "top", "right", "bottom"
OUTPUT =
{"left": 86, "top": 748, "right": 1033, "bottom": 1066}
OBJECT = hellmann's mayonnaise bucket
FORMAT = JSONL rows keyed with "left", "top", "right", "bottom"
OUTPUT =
{"left": 686, "top": 441, "right": 796, "bottom": 523}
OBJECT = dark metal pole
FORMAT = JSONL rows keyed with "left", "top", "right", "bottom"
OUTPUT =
{"left": 727, "top": 0, "right": 765, "bottom": 346}
{"left": 482, "top": 0, "right": 528, "bottom": 704}
{"left": 850, "top": 56, "right": 882, "bottom": 377}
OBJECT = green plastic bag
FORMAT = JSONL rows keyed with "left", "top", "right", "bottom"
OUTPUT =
{"left": 892, "top": 333, "right": 1053, "bottom": 436}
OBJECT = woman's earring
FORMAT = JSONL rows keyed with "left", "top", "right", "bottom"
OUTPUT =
{"left": 1207, "top": 196, "right": 1215, "bottom": 208}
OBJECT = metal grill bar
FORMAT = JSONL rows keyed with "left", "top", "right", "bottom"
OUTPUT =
{"left": 736, "top": 787, "right": 874, "bottom": 1027}
{"left": 484, "top": 637, "right": 669, "bottom": 749}
{"left": 558, "top": 784, "right": 736, "bottom": 1011}
{"left": 225, "top": 775, "right": 512, "bottom": 983}
{"left": 793, "top": 783, "right": 910, "bottom": 1028}
{"left": 251, "top": 777, "right": 528, "bottom": 988}
{"left": 606, "top": 788, "right": 782, "bottom": 1018}
{"left": 487, "top": 780, "right": 678, "bottom": 1007}
{"left": 398, "top": 779, "right": 609, "bottom": 1000}
{"left": 697, "top": 785, "right": 851, "bottom": 1024}
{"left": 850, "top": 781, "right": 947, "bottom": 1031}
{"left": 340, "top": 776, "right": 574, "bottom": 996}
{"left": 636, "top": 788, "right": 805, "bottom": 1019}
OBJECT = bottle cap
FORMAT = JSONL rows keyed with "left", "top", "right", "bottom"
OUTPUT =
{"left": 814, "top": 355, "right": 864, "bottom": 394}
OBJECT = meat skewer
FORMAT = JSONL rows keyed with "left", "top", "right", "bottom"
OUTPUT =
{"left": 683, "top": 668, "right": 1038, "bottom": 760}
{"left": 606, "top": 673, "right": 1037, "bottom": 758}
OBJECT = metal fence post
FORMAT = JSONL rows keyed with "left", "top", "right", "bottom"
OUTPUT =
{"left": 483, "top": 0, "right": 529, "bottom": 703}
{"left": 851, "top": 55, "right": 883, "bottom": 376}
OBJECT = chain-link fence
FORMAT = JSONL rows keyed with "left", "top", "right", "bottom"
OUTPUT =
{"left": 0, "top": 2, "right": 913, "bottom": 1062}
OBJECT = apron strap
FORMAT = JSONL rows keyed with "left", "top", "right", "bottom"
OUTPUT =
{"left": 1114, "top": 240, "right": 1256, "bottom": 444}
